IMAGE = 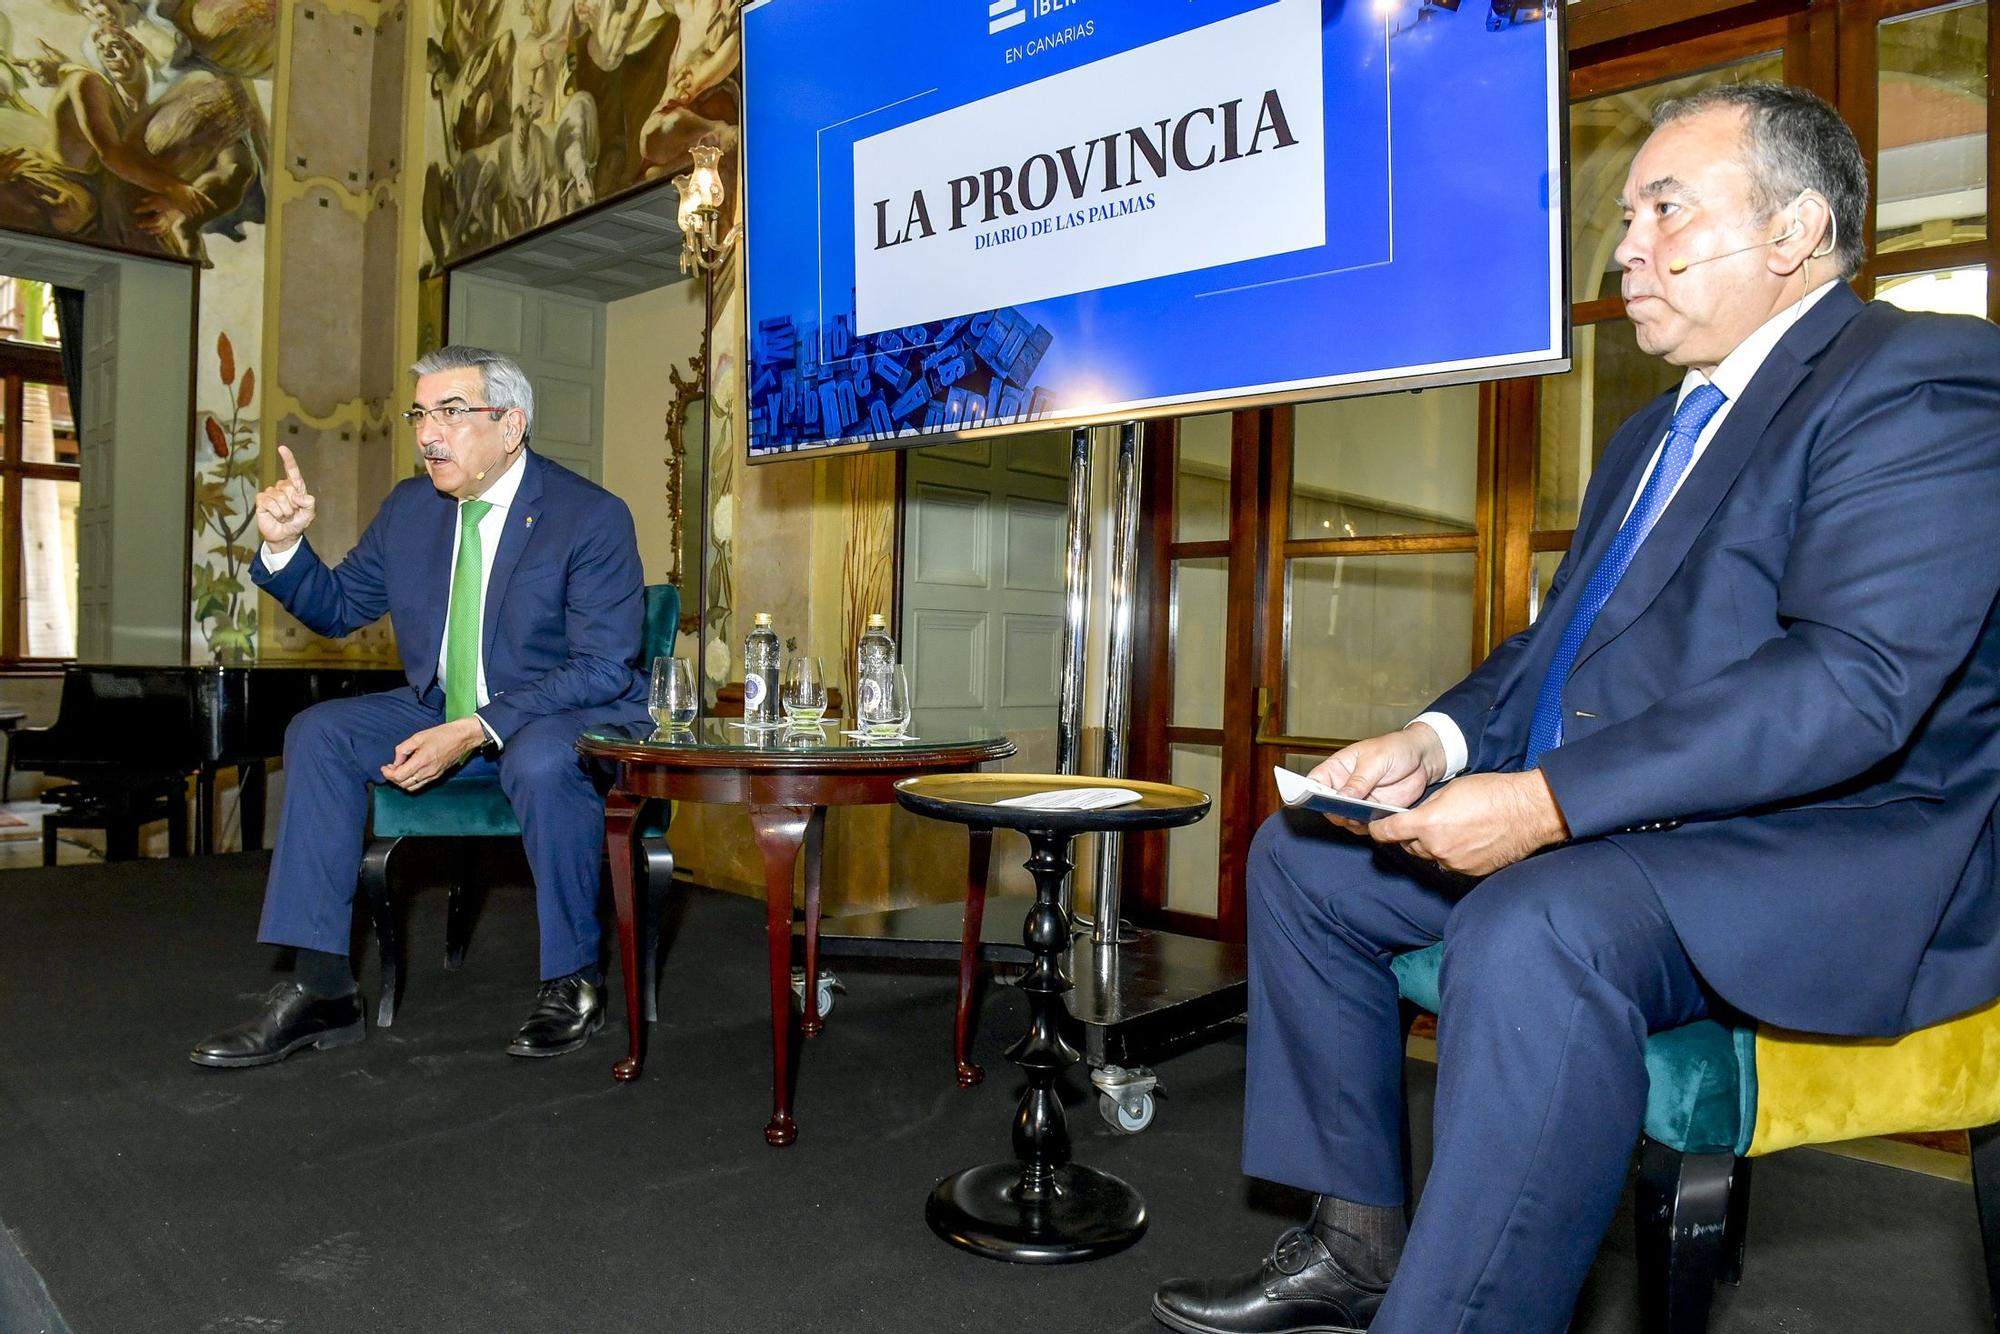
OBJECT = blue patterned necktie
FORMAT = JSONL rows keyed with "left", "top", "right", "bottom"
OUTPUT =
{"left": 1525, "top": 382, "right": 1728, "bottom": 766}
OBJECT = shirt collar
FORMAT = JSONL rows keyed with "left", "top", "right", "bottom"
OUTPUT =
{"left": 1678, "top": 279, "right": 1839, "bottom": 408}
{"left": 464, "top": 447, "right": 528, "bottom": 514}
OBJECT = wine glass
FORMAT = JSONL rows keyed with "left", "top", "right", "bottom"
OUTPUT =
{"left": 782, "top": 656, "right": 827, "bottom": 726}
{"left": 858, "top": 662, "right": 912, "bottom": 737}
{"left": 650, "top": 656, "right": 698, "bottom": 731}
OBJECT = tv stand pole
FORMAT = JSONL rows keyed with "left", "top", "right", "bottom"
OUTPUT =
{"left": 1064, "top": 420, "right": 1245, "bottom": 1135}
{"left": 816, "top": 420, "right": 1245, "bottom": 1137}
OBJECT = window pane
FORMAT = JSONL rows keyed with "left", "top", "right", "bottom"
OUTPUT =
{"left": 1171, "top": 557, "right": 1227, "bottom": 730}
{"left": 24, "top": 382, "right": 75, "bottom": 463}
{"left": 1569, "top": 54, "right": 1784, "bottom": 306}
{"left": 1175, "top": 412, "right": 1231, "bottom": 543}
{"left": 1285, "top": 553, "right": 1476, "bottom": 740}
{"left": 1, "top": 276, "right": 60, "bottom": 346}
{"left": 1166, "top": 743, "right": 1221, "bottom": 917}
{"left": 22, "top": 477, "right": 79, "bottom": 658}
{"left": 1877, "top": 264, "right": 1989, "bottom": 316}
{"left": 1536, "top": 319, "right": 1680, "bottom": 531}
{"left": 1290, "top": 388, "right": 1478, "bottom": 540}
{"left": 1878, "top": 2, "right": 1988, "bottom": 254}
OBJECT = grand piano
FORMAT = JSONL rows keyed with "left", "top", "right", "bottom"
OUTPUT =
{"left": 12, "top": 664, "right": 406, "bottom": 860}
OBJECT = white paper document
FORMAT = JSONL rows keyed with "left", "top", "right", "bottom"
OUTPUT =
{"left": 1273, "top": 766, "right": 1409, "bottom": 823}
{"left": 993, "top": 787, "right": 1143, "bottom": 812}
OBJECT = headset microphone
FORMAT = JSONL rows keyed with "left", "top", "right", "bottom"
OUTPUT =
{"left": 1667, "top": 217, "right": 1804, "bottom": 275}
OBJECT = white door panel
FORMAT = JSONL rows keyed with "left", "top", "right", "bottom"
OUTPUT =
{"left": 902, "top": 433, "right": 1069, "bottom": 747}
{"left": 448, "top": 273, "right": 604, "bottom": 482}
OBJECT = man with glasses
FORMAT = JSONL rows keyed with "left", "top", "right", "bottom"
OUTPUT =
{"left": 191, "top": 344, "right": 652, "bottom": 1067}
{"left": 1155, "top": 85, "right": 2000, "bottom": 1333}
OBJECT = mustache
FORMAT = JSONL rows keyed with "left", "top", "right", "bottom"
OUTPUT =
{"left": 421, "top": 446, "right": 453, "bottom": 462}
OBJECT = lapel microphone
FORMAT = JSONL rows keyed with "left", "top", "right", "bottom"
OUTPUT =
{"left": 1667, "top": 217, "right": 1803, "bottom": 275}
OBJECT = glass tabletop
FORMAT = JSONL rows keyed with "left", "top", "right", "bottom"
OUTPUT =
{"left": 578, "top": 718, "right": 1010, "bottom": 757}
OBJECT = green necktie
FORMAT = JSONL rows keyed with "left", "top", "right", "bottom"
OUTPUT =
{"left": 445, "top": 499, "right": 493, "bottom": 721}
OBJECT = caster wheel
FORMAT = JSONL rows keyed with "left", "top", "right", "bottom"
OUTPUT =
{"left": 791, "top": 973, "right": 838, "bottom": 1020}
{"left": 1100, "top": 1090, "right": 1154, "bottom": 1134}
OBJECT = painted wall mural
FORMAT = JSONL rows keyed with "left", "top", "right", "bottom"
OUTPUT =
{"left": 0, "top": 0, "right": 273, "bottom": 261}
{"left": 421, "top": 0, "right": 740, "bottom": 267}
{"left": 0, "top": 0, "right": 273, "bottom": 663}
{"left": 192, "top": 331, "right": 260, "bottom": 660}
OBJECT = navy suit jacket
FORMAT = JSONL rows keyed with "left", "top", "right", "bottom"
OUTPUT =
{"left": 1430, "top": 285, "right": 2000, "bottom": 1036}
{"left": 251, "top": 451, "right": 648, "bottom": 742}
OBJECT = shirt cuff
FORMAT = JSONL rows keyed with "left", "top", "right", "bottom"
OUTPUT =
{"left": 1408, "top": 712, "right": 1468, "bottom": 780}
{"left": 474, "top": 711, "right": 503, "bottom": 751}
{"left": 260, "top": 540, "right": 298, "bottom": 573}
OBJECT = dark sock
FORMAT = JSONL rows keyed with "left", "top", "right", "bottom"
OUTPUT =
{"left": 1310, "top": 1194, "right": 1405, "bottom": 1289}
{"left": 295, "top": 948, "right": 357, "bottom": 999}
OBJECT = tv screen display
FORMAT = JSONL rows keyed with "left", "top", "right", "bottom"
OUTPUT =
{"left": 742, "top": 0, "right": 1567, "bottom": 460}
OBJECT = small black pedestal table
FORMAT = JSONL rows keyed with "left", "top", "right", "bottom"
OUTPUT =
{"left": 894, "top": 773, "right": 1210, "bottom": 1264}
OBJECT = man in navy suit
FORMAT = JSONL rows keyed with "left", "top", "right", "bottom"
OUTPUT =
{"left": 1154, "top": 85, "right": 2000, "bottom": 1334}
{"left": 191, "top": 345, "right": 652, "bottom": 1068}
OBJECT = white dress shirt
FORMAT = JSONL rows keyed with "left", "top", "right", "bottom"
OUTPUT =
{"left": 1412, "top": 281, "right": 1841, "bottom": 778}
{"left": 262, "top": 448, "right": 530, "bottom": 748}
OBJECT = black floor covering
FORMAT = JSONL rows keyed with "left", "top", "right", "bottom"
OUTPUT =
{"left": 0, "top": 852, "right": 1989, "bottom": 1333}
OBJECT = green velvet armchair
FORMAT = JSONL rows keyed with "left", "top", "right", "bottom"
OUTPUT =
{"left": 359, "top": 584, "right": 682, "bottom": 1029}
{"left": 1392, "top": 942, "right": 2000, "bottom": 1333}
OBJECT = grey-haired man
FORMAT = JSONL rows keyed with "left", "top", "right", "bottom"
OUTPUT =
{"left": 192, "top": 345, "right": 652, "bottom": 1067}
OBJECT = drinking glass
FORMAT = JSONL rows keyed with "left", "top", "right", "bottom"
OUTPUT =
{"left": 650, "top": 656, "right": 698, "bottom": 730}
{"left": 858, "top": 662, "right": 912, "bottom": 737}
{"left": 782, "top": 656, "right": 827, "bottom": 726}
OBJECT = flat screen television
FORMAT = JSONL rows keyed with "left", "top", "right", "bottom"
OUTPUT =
{"left": 741, "top": 0, "right": 1568, "bottom": 461}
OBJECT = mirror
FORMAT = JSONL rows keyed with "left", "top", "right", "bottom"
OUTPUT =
{"left": 665, "top": 351, "right": 705, "bottom": 610}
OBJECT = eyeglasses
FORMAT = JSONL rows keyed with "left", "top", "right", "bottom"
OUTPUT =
{"left": 400, "top": 405, "right": 509, "bottom": 427}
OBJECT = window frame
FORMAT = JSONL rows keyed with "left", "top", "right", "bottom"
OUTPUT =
{"left": 0, "top": 339, "right": 81, "bottom": 666}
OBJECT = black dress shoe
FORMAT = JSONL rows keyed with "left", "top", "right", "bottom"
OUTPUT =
{"left": 506, "top": 974, "right": 605, "bottom": 1058}
{"left": 190, "top": 983, "right": 366, "bottom": 1069}
{"left": 1153, "top": 1227, "right": 1386, "bottom": 1334}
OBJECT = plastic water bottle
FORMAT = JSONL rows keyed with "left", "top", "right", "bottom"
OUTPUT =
{"left": 743, "top": 613, "right": 780, "bottom": 724}
{"left": 856, "top": 613, "right": 895, "bottom": 718}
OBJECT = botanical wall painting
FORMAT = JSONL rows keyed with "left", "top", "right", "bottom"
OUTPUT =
{"left": 191, "top": 331, "right": 260, "bottom": 661}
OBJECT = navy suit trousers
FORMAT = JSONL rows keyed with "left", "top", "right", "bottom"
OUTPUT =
{"left": 1245, "top": 810, "right": 1711, "bottom": 1334}
{"left": 257, "top": 688, "right": 648, "bottom": 980}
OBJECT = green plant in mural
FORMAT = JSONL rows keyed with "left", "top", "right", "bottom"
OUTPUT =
{"left": 191, "top": 332, "right": 261, "bottom": 663}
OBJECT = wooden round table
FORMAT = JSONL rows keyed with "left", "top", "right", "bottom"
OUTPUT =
{"left": 894, "top": 773, "right": 1211, "bottom": 1263}
{"left": 578, "top": 721, "right": 1015, "bottom": 1146}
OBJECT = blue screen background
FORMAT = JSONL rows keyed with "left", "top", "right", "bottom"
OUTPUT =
{"left": 742, "top": 0, "right": 1562, "bottom": 454}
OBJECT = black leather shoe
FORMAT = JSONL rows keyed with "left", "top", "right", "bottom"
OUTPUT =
{"left": 506, "top": 974, "right": 605, "bottom": 1057}
{"left": 1152, "top": 1227, "right": 1386, "bottom": 1334}
{"left": 190, "top": 983, "right": 366, "bottom": 1069}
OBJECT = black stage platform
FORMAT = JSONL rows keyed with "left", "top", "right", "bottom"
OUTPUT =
{"left": 0, "top": 853, "right": 1990, "bottom": 1332}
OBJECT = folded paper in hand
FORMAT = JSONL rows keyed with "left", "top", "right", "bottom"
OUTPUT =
{"left": 994, "top": 787, "right": 1143, "bottom": 812}
{"left": 1273, "top": 766, "right": 1409, "bottom": 822}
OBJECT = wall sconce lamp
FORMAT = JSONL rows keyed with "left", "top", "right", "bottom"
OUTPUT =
{"left": 675, "top": 142, "right": 729, "bottom": 275}
{"left": 673, "top": 137, "right": 734, "bottom": 700}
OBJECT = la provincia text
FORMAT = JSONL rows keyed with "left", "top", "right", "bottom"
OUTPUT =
{"left": 869, "top": 87, "right": 1301, "bottom": 253}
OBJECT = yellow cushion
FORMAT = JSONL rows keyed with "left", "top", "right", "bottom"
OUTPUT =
{"left": 1749, "top": 994, "right": 2000, "bottom": 1156}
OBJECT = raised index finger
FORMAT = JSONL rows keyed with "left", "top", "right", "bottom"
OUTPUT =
{"left": 277, "top": 443, "right": 307, "bottom": 491}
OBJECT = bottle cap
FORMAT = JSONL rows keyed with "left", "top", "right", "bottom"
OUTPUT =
{"left": 754, "top": 612, "right": 773, "bottom": 626}
{"left": 866, "top": 613, "right": 887, "bottom": 627}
